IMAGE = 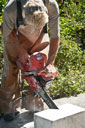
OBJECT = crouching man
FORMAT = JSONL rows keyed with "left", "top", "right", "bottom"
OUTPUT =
{"left": 0, "top": 0, "right": 60, "bottom": 121}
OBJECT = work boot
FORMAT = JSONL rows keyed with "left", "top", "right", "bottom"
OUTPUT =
{"left": 3, "top": 111, "right": 20, "bottom": 121}
{"left": 0, "top": 110, "right": 4, "bottom": 119}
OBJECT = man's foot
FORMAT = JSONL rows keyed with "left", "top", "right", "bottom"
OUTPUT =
{"left": 4, "top": 111, "right": 20, "bottom": 121}
{"left": 0, "top": 113, "right": 4, "bottom": 119}
{"left": 0, "top": 109, "right": 4, "bottom": 119}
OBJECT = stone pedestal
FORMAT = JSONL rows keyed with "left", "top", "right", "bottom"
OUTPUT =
{"left": 34, "top": 104, "right": 85, "bottom": 128}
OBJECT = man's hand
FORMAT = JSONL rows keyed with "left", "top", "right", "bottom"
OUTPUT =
{"left": 37, "top": 64, "right": 58, "bottom": 89}
{"left": 38, "top": 64, "right": 57, "bottom": 76}
{"left": 44, "top": 64, "right": 57, "bottom": 73}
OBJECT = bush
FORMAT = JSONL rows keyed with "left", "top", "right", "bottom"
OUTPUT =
{"left": 50, "top": 39, "right": 85, "bottom": 98}
{"left": 50, "top": 1, "right": 85, "bottom": 98}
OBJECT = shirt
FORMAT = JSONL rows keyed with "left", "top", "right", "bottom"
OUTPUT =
{"left": 3, "top": 0, "right": 60, "bottom": 43}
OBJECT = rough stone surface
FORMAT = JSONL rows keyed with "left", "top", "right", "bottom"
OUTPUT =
{"left": 34, "top": 104, "right": 85, "bottom": 128}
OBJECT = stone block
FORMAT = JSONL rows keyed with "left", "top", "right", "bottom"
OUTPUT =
{"left": 22, "top": 122, "right": 34, "bottom": 128}
{"left": 34, "top": 104, "right": 85, "bottom": 128}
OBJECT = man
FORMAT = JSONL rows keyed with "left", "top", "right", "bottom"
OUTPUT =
{"left": 0, "top": 0, "right": 60, "bottom": 121}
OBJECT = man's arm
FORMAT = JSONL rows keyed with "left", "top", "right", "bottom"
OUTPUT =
{"left": 46, "top": 37, "right": 60, "bottom": 66}
{"left": 46, "top": 0, "right": 60, "bottom": 66}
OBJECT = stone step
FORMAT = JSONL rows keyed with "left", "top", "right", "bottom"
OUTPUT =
{"left": 34, "top": 103, "right": 85, "bottom": 128}
{"left": 22, "top": 122, "right": 34, "bottom": 128}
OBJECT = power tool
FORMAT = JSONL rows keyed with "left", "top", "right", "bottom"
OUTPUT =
{"left": 16, "top": 52, "right": 58, "bottom": 109}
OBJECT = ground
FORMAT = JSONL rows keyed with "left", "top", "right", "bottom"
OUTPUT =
{"left": 0, "top": 93, "right": 85, "bottom": 128}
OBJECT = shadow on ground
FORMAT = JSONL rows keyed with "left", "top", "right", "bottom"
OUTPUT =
{"left": 0, "top": 110, "right": 35, "bottom": 128}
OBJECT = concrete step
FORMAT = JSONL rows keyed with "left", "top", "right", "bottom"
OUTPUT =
{"left": 34, "top": 104, "right": 85, "bottom": 128}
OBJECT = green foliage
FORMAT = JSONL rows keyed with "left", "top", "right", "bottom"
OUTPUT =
{"left": 50, "top": 39, "right": 85, "bottom": 98}
{"left": 0, "top": 0, "right": 8, "bottom": 24}
{"left": 0, "top": 0, "right": 8, "bottom": 80}
{"left": 50, "top": 0, "right": 85, "bottom": 98}
{"left": 60, "top": 1, "right": 85, "bottom": 42}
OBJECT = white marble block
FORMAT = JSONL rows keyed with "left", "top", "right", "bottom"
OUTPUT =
{"left": 34, "top": 104, "right": 85, "bottom": 128}
{"left": 22, "top": 122, "right": 34, "bottom": 128}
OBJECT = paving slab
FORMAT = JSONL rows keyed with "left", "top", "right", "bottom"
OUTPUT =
{"left": 34, "top": 104, "right": 85, "bottom": 128}
{"left": 54, "top": 93, "right": 85, "bottom": 108}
